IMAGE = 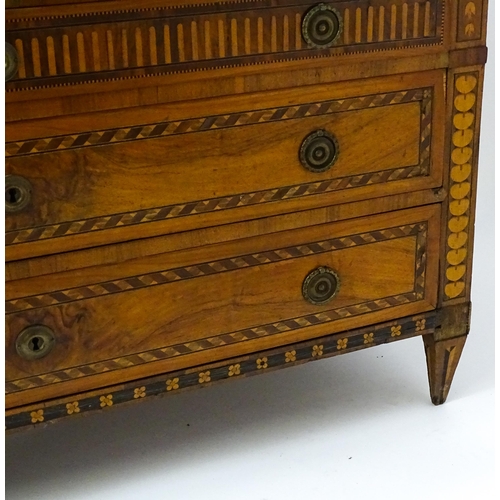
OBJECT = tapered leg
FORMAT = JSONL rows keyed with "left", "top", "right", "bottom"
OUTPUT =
{"left": 423, "top": 334, "right": 467, "bottom": 405}
{"left": 422, "top": 303, "right": 471, "bottom": 405}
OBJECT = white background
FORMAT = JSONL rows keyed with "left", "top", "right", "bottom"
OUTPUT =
{"left": 5, "top": 2, "right": 496, "bottom": 499}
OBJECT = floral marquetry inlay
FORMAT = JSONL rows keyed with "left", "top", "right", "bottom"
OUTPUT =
{"left": 99, "top": 395, "right": 113, "bottom": 407}
{"left": 391, "top": 325, "right": 402, "bottom": 337}
{"left": 134, "top": 387, "right": 147, "bottom": 399}
{"left": 312, "top": 345, "right": 324, "bottom": 357}
{"left": 337, "top": 338, "right": 348, "bottom": 350}
{"left": 30, "top": 409, "right": 44, "bottom": 423}
{"left": 66, "top": 402, "right": 80, "bottom": 415}
{"left": 363, "top": 333, "right": 375, "bottom": 344}
{"left": 198, "top": 371, "right": 211, "bottom": 383}
{"left": 444, "top": 73, "right": 479, "bottom": 301}
{"left": 166, "top": 378, "right": 180, "bottom": 391}
{"left": 228, "top": 364, "right": 241, "bottom": 377}
{"left": 6, "top": 312, "right": 436, "bottom": 431}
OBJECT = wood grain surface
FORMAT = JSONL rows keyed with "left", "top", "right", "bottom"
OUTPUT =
{"left": 5, "top": 204, "right": 440, "bottom": 407}
{"left": 3, "top": 0, "right": 489, "bottom": 422}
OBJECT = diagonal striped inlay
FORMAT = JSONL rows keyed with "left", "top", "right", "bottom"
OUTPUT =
{"left": 6, "top": 224, "right": 424, "bottom": 313}
{"left": 5, "top": 222, "right": 428, "bottom": 394}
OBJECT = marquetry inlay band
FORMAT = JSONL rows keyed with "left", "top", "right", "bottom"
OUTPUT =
{"left": 456, "top": 0, "right": 484, "bottom": 42}
{"left": 443, "top": 72, "right": 478, "bottom": 300}
{"left": 5, "top": 88, "right": 432, "bottom": 246}
{"left": 5, "top": 0, "right": 443, "bottom": 90}
{"left": 5, "top": 311, "right": 436, "bottom": 431}
{"left": 5, "top": 222, "right": 427, "bottom": 394}
{"left": 6, "top": 223, "right": 425, "bottom": 314}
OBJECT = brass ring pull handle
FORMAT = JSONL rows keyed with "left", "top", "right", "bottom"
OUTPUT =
{"left": 302, "top": 4, "right": 343, "bottom": 49}
{"left": 16, "top": 325, "right": 56, "bottom": 360}
{"left": 299, "top": 130, "right": 339, "bottom": 173}
{"left": 302, "top": 266, "right": 340, "bottom": 305}
{"left": 6, "top": 42, "right": 18, "bottom": 81}
{"left": 5, "top": 175, "right": 32, "bottom": 213}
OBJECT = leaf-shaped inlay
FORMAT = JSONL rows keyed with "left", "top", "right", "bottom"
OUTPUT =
{"left": 448, "top": 231, "right": 468, "bottom": 250}
{"left": 454, "top": 93, "right": 476, "bottom": 112}
{"left": 453, "top": 129, "right": 474, "bottom": 148}
{"left": 447, "top": 248, "right": 467, "bottom": 266}
{"left": 453, "top": 112, "right": 474, "bottom": 130}
{"left": 450, "top": 164, "right": 472, "bottom": 183}
{"left": 445, "top": 281, "right": 465, "bottom": 299}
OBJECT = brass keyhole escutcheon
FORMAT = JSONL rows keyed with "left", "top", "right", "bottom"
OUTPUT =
{"left": 302, "top": 266, "right": 340, "bottom": 305}
{"left": 302, "top": 4, "right": 343, "bottom": 49}
{"left": 5, "top": 175, "right": 32, "bottom": 213}
{"left": 16, "top": 325, "right": 56, "bottom": 360}
{"left": 6, "top": 42, "right": 18, "bottom": 82}
{"left": 299, "top": 130, "right": 339, "bottom": 173}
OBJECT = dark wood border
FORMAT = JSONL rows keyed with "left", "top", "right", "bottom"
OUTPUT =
{"left": 5, "top": 310, "right": 436, "bottom": 432}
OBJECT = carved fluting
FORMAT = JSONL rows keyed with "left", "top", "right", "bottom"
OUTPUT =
{"left": 5, "top": 311, "right": 435, "bottom": 407}
{"left": 5, "top": 0, "right": 442, "bottom": 89}
{"left": 5, "top": 88, "right": 432, "bottom": 246}
{"left": 444, "top": 73, "right": 478, "bottom": 300}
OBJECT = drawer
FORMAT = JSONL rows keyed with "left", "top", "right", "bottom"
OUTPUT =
{"left": 6, "top": 0, "right": 445, "bottom": 94}
{"left": 5, "top": 70, "right": 445, "bottom": 258}
{"left": 5, "top": 204, "right": 440, "bottom": 407}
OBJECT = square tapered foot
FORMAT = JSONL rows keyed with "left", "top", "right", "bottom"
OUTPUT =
{"left": 422, "top": 334, "right": 467, "bottom": 405}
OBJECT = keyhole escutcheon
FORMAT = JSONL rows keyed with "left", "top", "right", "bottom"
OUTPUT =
{"left": 16, "top": 325, "right": 56, "bottom": 360}
{"left": 5, "top": 175, "right": 32, "bottom": 213}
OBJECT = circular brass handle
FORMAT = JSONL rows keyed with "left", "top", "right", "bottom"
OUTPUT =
{"left": 302, "top": 266, "right": 340, "bottom": 305}
{"left": 5, "top": 175, "right": 32, "bottom": 213}
{"left": 302, "top": 4, "right": 342, "bottom": 49}
{"left": 299, "top": 130, "right": 339, "bottom": 173}
{"left": 16, "top": 325, "right": 56, "bottom": 360}
{"left": 6, "top": 42, "right": 18, "bottom": 82}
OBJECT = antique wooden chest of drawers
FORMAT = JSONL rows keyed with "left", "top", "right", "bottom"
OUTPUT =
{"left": 4, "top": 0, "right": 489, "bottom": 431}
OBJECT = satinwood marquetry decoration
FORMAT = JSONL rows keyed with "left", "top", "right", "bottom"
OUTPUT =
{"left": 5, "top": 0, "right": 444, "bottom": 91}
{"left": 5, "top": 88, "right": 432, "bottom": 247}
{"left": 443, "top": 72, "right": 478, "bottom": 301}
{"left": 5, "top": 311, "right": 436, "bottom": 431}
{"left": 5, "top": 222, "right": 428, "bottom": 394}
{"left": 456, "top": 1, "right": 484, "bottom": 43}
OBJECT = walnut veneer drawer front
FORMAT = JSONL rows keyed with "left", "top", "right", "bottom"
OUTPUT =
{"left": 5, "top": 205, "right": 440, "bottom": 406}
{"left": 5, "top": 0, "right": 444, "bottom": 92}
{"left": 5, "top": 70, "right": 444, "bottom": 257}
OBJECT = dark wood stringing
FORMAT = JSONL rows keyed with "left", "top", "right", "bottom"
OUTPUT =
{"left": 5, "top": 310, "right": 436, "bottom": 432}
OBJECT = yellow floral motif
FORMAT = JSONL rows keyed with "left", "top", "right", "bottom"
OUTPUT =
{"left": 391, "top": 325, "right": 402, "bottom": 337}
{"left": 415, "top": 319, "right": 426, "bottom": 332}
{"left": 66, "top": 402, "right": 80, "bottom": 415}
{"left": 363, "top": 333, "right": 374, "bottom": 344}
{"left": 228, "top": 364, "right": 241, "bottom": 377}
{"left": 337, "top": 338, "right": 348, "bottom": 350}
{"left": 285, "top": 350, "right": 296, "bottom": 363}
{"left": 166, "top": 377, "right": 180, "bottom": 391}
{"left": 134, "top": 386, "right": 146, "bottom": 399}
{"left": 312, "top": 345, "right": 324, "bottom": 357}
{"left": 198, "top": 371, "right": 211, "bottom": 383}
{"left": 30, "top": 409, "right": 44, "bottom": 423}
{"left": 99, "top": 395, "right": 113, "bottom": 407}
{"left": 257, "top": 357, "right": 268, "bottom": 369}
